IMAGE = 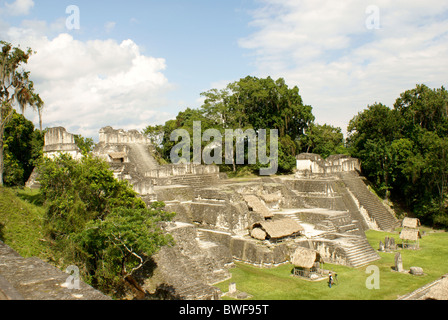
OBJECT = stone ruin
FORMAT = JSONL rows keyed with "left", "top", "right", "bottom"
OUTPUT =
{"left": 43, "top": 127, "right": 83, "bottom": 160}
{"left": 379, "top": 236, "right": 397, "bottom": 252}
{"left": 0, "top": 241, "right": 109, "bottom": 300}
{"left": 22, "top": 126, "right": 401, "bottom": 300}
{"left": 295, "top": 153, "right": 360, "bottom": 177}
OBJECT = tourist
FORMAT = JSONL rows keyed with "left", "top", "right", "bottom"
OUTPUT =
{"left": 328, "top": 273, "right": 333, "bottom": 288}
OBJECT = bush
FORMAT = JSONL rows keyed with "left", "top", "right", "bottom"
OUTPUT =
{"left": 37, "top": 153, "right": 175, "bottom": 297}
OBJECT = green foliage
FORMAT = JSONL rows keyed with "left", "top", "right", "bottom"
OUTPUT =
{"left": 37, "top": 153, "right": 175, "bottom": 297}
{"left": 147, "top": 76, "right": 315, "bottom": 175}
{"left": 0, "top": 187, "right": 49, "bottom": 258}
{"left": 300, "top": 123, "right": 347, "bottom": 158}
{"left": 74, "top": 134, "right": 95, "bottom": 155}
{"left": 2, "top": 110, "right": 43, "bottom": 186}
{"left": 1, "top": 41, "right": 42, "bottom": 186}
{"left": 347, "top": 85, "right": 448, "bottom": 227}
{"left": 72, "top": 204, "right": 174, "bottom": 295}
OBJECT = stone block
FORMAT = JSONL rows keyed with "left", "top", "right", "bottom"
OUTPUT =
{"left": 410, "top": 266, "right": 424, "bottom": 275}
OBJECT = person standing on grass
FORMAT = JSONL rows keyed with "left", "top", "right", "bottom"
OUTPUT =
{"left": 329, "top": 273, "right": 333, "bottom": 288}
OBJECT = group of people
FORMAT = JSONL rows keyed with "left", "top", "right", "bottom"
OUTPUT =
{"left": 328, "top": 272, "right": 338, "bottom": 288}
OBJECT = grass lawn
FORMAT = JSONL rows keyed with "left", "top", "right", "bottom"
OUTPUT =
{"left": 215, "top": 228, "right": 448, "bottom": 300}
{"left": 0, "top": 187, "right": 50, "bottom": 259}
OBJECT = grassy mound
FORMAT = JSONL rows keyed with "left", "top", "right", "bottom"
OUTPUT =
{"left": 0, "top": 187, "right": 50, "bottom": 259}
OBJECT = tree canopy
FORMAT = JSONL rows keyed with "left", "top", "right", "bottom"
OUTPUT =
{"left": 3, "top": 110, "right": 43, "bottom": 186}
{"left": 1, "top": 41, "right": 42, "bottom": 185}
{"left": 145, "top": 76, "right": 315, "bottom": 175}
{"left": 347, "top": 84, "right": 448, "bottom": 228}
{"left": 37, "top": 153, "right": 175, "bottom": 297}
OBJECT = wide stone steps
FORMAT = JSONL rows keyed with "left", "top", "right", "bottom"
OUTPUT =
{"left": 339, "top": 173, "right": 399, "bottom": 231}
{"left": 156, "top": 246, "right": 224, "bottom": 300}
{"left": 171, "top": 174, "right": 218, "bottom": 188}
{"left": 316, "top": 219, "right": 338, "bottom": 233}
{"left": 342, "top": 238, "right": 380, "bottom": 268}
{"left": 337, "top": 223, "right": 359, "bottom": 234}
{"left": 279, "top": 212, "right": 303, "bottom": 224}
{"left": 173, "top": 281, "right": 221, "bottom": 300}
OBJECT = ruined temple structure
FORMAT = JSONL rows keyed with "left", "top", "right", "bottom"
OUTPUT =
{"left": 93, "top": 126, "right": 221, "bottom": 201}
{"left": 23, "top": 127, "right": 401, "bottom": 300}
{"left": 296, "top": 153, "right": 360, "bottom": 176}
{"left": 43, "top": 127, "right": 83, "bottom": 160}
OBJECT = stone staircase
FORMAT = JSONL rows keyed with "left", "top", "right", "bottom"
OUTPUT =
{"left": 341, "top": 236, "right": 381, "bottom": 268}
{"left": 153, "top": 243, "right": 225, "bottom": 300}
{"left": 196, "top": 229, "right": 220, "bottom": 249}
{"left": 280, "top": 211, "right": 303, "bottom": 225}
{"left": 338, "top": 172, "right": 399, "bottom": 231}
{"left": 127, "top": 143, "right": 160, "bottom": 172}
{"left": 316, "top": 219, "right": 338, "bottom": 233}
{"left": 170, "top": 174, "right": 219, "bottom": 188}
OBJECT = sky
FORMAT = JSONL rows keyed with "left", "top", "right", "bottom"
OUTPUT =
{"left": 1, "top": 0, "right": 447, "bottom": 141}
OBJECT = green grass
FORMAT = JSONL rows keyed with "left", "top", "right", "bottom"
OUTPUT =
{"left": 215, "top": 228, "right": 448, "bottom": 300}
{"left": 0, "top": 187, "right": 50, "bottom": 259}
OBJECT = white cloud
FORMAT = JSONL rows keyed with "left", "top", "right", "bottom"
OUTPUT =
{"left": 104, "top": 21, "right": 116, "bottom": 33}
{"left": 3, "top": 0, "right": 34, "bottom": 16}
{"left": 240, "top": 0, "right": 448, "bottom": 134}
{"left": 4, "top": 26, "right": 174, "bottom": 139}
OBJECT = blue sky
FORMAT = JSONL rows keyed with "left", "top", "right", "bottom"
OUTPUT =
{"left": 1, "top": 0, "right": 448, "bottom": 140}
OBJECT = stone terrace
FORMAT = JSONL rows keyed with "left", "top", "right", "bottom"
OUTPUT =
{"left": 0, "top": 241, "right": 110, "bottom": 300}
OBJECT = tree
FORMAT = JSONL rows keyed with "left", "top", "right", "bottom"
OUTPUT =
{"left": 347, "top": 85, "right": 448, "bottom": 227}
{"left": 1, "top": 41, "right": 41, "bottom": 185}
{"left": 300, "top": 123, "right": 347, "bottom": 158}
{"left": 3, "top": 109, "right": 43, "bottom": 186}
{"left": 75, "top": 204, "right": 174, "bottom": 295}
{"left": 74, "top": 134, "right": 95, "bottom": 155}
{"left": 37, "top": 153, "right": 175, "bottom": 296}
{"left": 154, "top": 76, "right": 314, "bottom": 175}
{"left": 347, "top": 103, "right": 403, "bottom": 198}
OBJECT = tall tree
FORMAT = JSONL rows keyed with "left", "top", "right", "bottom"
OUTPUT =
{"left": 0, "top": 41, "right": 41, "bottom": 185}
{"left": 300, "top": 123, "right": 347, "bottom": 158}
{"left": 3, "top": 109, "right": 43, "bottom": 186}
{"left": 347, "top": 85, "right": 448, "bottom": 227}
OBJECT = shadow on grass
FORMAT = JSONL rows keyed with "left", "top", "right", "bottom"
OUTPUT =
{"left": 15, "top": 188, "right": 44, "bottom": 207}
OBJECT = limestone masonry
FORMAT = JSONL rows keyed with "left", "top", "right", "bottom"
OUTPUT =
{"left": 14, "top": 126, "right": 402, "bottom": 300}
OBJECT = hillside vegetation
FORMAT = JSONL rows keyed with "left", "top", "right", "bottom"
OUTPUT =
{"left": 0, "top": 187, "right": 50, "bottom": 259}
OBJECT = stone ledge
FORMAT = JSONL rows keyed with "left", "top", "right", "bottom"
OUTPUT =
{"left": 0, "top": 241, "right": 110, "bottom": 300}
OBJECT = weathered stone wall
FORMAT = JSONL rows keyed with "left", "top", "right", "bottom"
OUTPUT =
{"left": 171, "top": 200, "right": 261, "bottom": 233}
{"left": 230, "top": 238, "right": 293, "bottom": 267}
{"left": 43, "top": 127, "right": 82, "bottom": 160}
{"left": 99, "top": 126, "right": 151, "bottom": 144}
{"left": 141, "top": 223, "right": 232, "bottom": 300}
{"left": 145, "top": 164, "right": 219, "bottom": 178}
{"left": 198, "top": 230, "right": 294, "bottom": 267}
{"left": 155, "top": 186, "right": 195, "bottom": 202}
{"left": 296, "top": 153, "right": 360, "bottom": 175}
{"left": 296, "top": 239, "right": 349, "bottom": 266}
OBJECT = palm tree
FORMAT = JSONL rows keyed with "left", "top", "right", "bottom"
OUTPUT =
{"left": 0, "top": 41, "right": 39, "bottom": 186}
{"left": 34, "top": 94, "right": 44, "bottom": 132}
